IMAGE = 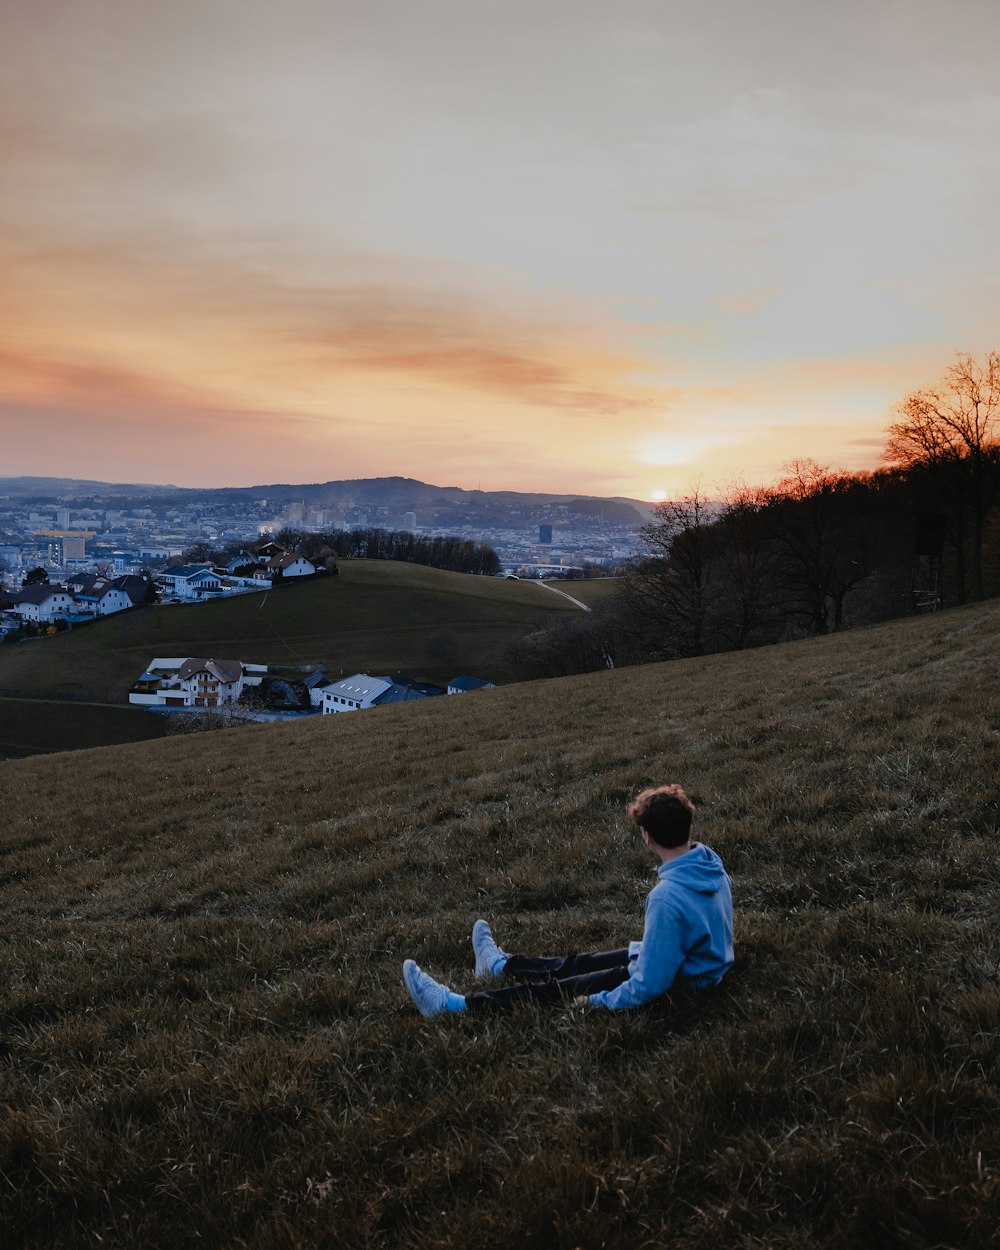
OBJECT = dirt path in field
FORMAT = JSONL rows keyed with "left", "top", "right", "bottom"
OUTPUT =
{"left": 538, "top": 583, "right": 591, "bottom": 611}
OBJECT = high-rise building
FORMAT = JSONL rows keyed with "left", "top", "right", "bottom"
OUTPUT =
{"left": 539, "top": 524, "right": 553, "bottom": 544}
{"left": 61, "top": 535, "right": 86, "bottom": 561}
{"left": 403, "top": 511, "right": 417, "bottom": 530}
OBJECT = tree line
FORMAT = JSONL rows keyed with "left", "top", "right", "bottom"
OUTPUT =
{"left": 509, "top": 352, "right": 1000, "bottom": 678}
{"left": 183, "top": 527, "right": 501, "bottom": 578}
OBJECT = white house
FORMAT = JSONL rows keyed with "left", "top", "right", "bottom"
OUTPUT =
{"left": 269, "top": 553, "right": 316, "bottom": 578}
{"left": 129, "top": 657, "right": 268, "bottom": 708}
{"left": 321, "top": 673, "right": 393, "bottom": 714}
{"left": 305, "top": 670, "right": 333, "bottom": 708}
{"left": 93, "top": 586, "right": 134, "bottom": 616}
{"left": 70, "top": 574, "right": 150, "bottom": 616}
{"left": 447, "top": 675, "right": 496, "bottom": 695}
{"left": 157, "top": 565, "right": 222, "bottom": 600}
{"left": 64, "top": 573, "right": 101, "bottom": 595}
{"left": 224, "top": 552, "right": 260, "bottom": 574}
{"left": 11, "top": 585, "right": 75, "bottom": 622}
{"left": 74, "top": 585, "right": 129, "bottom": 616}
{"left": 112, "top": 575, "right": 154, "bottom": 604}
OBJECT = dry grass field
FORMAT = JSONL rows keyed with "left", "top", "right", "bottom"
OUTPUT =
{"left": 0, "top": 561, "right": 576, "bottom": 704}
{"left": 2, "top": 599, "right": 998, "bottom": 1249}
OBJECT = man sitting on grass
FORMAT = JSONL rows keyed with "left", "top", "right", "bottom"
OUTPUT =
{"left": 402, "top": 783, "right": 734, "bottom": 1017}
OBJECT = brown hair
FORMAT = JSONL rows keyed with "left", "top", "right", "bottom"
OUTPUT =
{"left": 628, "top": 784, "right": 695, "bottom": 848}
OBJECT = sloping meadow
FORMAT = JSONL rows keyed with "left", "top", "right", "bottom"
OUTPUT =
{"left": 2, "top": 601, "right": 999, "bottom": 1249}
{"left": 0, "top": 560, "right": 577, "bottom": 705}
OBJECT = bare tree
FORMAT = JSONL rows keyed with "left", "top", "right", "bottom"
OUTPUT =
{"left": 162, "top": 703, "right": 266, "bottom": 735}
{"left": 713, "top": 482, "right": 781, "bottom": 648}
{"left": 624, "top": 487, "right": 721, "bottom": 658}
{"left": 506, "top": 612, "right": 618, "bottom": 678}
{"left": 426, "top": 626, "right": 461, "bottom": 667}
{"left": 885, "top": 352, "right": 1000, "bottom": 601}
{"left": 181, "top": 542, "right": 217, "bottom": 565}
{"left": 764, "top": 460, "right": 873, "bottom": 634}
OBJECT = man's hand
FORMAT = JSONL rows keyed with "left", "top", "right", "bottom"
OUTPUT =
{"left": 573, "top": 996, "right": 591, "bottom": 1008}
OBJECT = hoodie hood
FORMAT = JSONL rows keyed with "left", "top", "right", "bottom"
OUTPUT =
{"left": 657, "top": 842, "right": 727, "bottom": 894}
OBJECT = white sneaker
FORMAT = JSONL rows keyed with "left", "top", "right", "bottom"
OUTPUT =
{"left": 402, "top": 960, "right": 451, "bottom": 1018}
{"left": 472, "top": 919, "right": 508, "bottom": 979}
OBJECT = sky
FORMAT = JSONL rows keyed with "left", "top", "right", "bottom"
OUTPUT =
{"left": 2, "top": 0, "right": 999, "bottom": 500}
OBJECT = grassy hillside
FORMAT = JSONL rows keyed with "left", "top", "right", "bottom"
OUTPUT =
{"left": 0, "top": 561, "right": 575, "bottom": 704}
{"left": 2, "top": 600, "right": 999, "bottom": 1248}
{"left": 0, "top": 697, "right": 169, "bottom": 758}
{"left": 542, "top": 576, "right": 621, "bottom": 606}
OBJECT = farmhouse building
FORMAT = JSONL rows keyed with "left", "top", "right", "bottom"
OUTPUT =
{"left": 320, "top": 673, "right": 444, "bottom": 714}
{"left": 321, "top": 674, "right": 393, "bottom": 714}
{"left": 129, "top": 657, "right": 268, "bottom": 708}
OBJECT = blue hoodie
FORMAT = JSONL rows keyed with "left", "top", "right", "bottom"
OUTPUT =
{"left": 588, "top": 842, "right": 733, "bottom": 1011}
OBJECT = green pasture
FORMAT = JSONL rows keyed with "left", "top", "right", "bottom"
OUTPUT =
{"left": 543, "top": 576, "right": 622, "bottom": 606}
{"left": 0, "top": 561, "right": 575, "bottom": 704}
{"left": 0, "top": 697, "right": 169, "bottom": 758}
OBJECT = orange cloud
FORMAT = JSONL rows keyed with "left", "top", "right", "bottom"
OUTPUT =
{"left": 295, "top": 315, "right": 657, "bottom": 416}
{"left": 0, "top": 233, "right": 677, "bottom": 488}
{"left": 0, "top": 234, "right": 667, "bottom": 414}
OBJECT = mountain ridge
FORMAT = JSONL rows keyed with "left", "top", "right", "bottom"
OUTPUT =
{"left": 0, "top": 474, "right": 652, "bottom": 518}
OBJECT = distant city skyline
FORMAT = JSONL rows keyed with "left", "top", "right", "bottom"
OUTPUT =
{"left": 2, "top": 1, "right": 998, "bottom": 499}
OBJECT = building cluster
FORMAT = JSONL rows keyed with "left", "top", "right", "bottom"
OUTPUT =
{"left": 0, "top": 574, "right": 154, "bottom": 637}
{"left": 0, "top": 486, "right": 644, "bottom": 589}
{"left": 157, "top": 548, "right": 317, "bottom": 602}
{"left": 0, "top": 543, "right": 319, "bottom": 638}
{"left": 0, "top": 495, "right": 289, "bottom": 589}
{"left": 128, "top": 657, "right": 494, "bottom": 714}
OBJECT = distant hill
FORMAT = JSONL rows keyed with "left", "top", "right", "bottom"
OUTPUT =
{"left": 0, "top": 475, "right": 182, "bottom": 497}
{"left": 1, "top": 598, "right": 998, "bottom": 1247}
{"left": 0, "top": 473, "right": 652, "bottom": 524}
{"left": 0, "top": 559, "right": 580, "bottom": 707}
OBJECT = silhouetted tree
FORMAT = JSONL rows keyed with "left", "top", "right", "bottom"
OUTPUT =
{"left": 324, "top": 526, "right": 499, "bottom": 575}
{"left": 713, "top": 483, "right": 782, "bottom": 648}
{"left": 506, "top": 612, "right": 617, "bottom": 679}
{"left": 885, "top": 352, "right": 1000, "bottom": 602}
{"left": 763, "top": 460, "right": 874, "bottom": 634}
{"left": 426, "top": 626, "right": 461, "bottom": 667}
{"left": 182, "top": 542, "right": 216, "bottom": 564}
{"left": 622, "top": 488, "right": 723, "bottom": 658}
{"left": 138, "top": 571, "right": 159, "bottom": 605}
{"left": 22, "top": 567, "right": 49, "bottom": 586}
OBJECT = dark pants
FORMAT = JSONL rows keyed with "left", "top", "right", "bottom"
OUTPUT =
{"left": 465, "top": 948, "right": 631, "bottom": 1012}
